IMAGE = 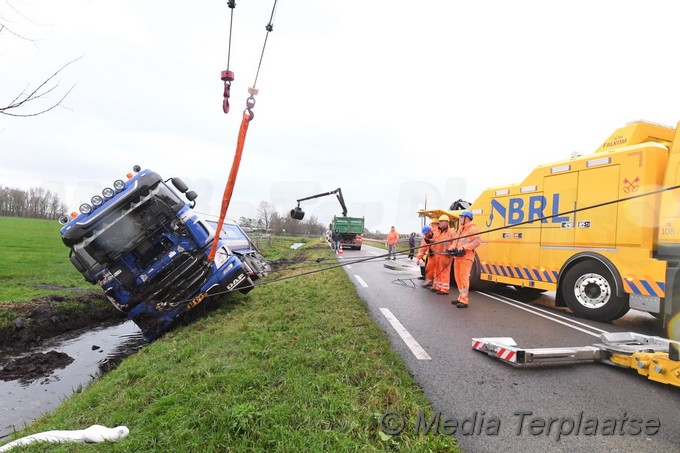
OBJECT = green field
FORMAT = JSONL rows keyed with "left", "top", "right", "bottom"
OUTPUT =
{"left": 1, "top": 222, "right": 458, "bottom": 452}
{"left": 0, "top": 216, "right": 91, "bottom": 302}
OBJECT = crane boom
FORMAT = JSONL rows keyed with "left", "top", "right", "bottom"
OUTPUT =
{"left": 290, "top": 188, "right": 348, "bottom": 219}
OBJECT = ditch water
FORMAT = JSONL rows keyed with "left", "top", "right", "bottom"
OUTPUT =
{"left": 0, "top": 320, "right": 146, "bottom": 439}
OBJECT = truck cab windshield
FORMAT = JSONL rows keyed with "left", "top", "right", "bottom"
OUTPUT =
{"left": 73, "top": 182, "right": 184, "bottom": 269}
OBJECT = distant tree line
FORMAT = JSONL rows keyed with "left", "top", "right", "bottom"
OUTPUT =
{"left": 239, "top": 201, "right": 327, "bottom": 236}
{"left": 0, "top": 185, "right": 67, "bottom": 219}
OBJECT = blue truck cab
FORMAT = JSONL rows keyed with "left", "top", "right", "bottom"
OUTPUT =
{"left": 59, "top": 166, "right": 269, "bottom": 340}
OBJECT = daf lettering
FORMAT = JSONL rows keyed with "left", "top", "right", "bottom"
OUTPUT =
{"left": 227, "top": 273, "right": 246, "bottom": 291}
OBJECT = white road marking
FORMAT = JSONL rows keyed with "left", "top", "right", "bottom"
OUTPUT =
{"left": 354, "top": 275, "right": 368, "bottom": 287}
{"left": 489, "top": 292, "right": 610, "bottom": 334}
{"left": 365, "top": 251, "right": 379, "bottom": 256}
{"left": 380, "top": 308, "right": 431, "bottom": 360}
{"left": 479, "top": 292, "right": 603, "bottom": 338}
{"left": 346, "top": 265, "right": 352, "bottom": 269}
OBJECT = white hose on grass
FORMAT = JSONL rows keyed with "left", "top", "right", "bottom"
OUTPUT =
{"left": 0, "top": 425, "right": 129, "bottom": 451}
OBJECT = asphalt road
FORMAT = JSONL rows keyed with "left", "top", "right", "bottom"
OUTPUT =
{"left": 338, "top": 244, "right": 679, "bottom": 453}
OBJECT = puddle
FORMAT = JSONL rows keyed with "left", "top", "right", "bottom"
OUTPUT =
{"left": 0, "top": 320, "right": 146, "bottom": 438}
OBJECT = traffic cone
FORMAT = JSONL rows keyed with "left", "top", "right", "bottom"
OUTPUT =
{"left": 338, "top": 244, "right": 343, "bottom": 255}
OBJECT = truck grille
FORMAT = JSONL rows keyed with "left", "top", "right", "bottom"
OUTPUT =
{"left": 135, "top": 252, "right": 211, "bottom": 307}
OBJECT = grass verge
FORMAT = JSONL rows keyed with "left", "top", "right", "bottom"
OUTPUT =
{"left": 0, "top": 217, "right": 92, "bottom": 302}
{"left": 6, "top": 237, "right": 459, "bottom": 452}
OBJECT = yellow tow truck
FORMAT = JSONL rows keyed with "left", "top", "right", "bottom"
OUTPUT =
{"left": 420, "top": 120, "right": 680, "bottom": 332}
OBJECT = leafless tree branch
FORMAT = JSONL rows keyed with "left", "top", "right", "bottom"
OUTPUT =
{"left": 1, "top": 56, "right": 81, "bottom": 116}
{"left": 1, "top": 83, "right": 75, "bottom": 117}
{"left": 0, "top": 19, "right": 35, "bottom": 42}
{"left": 4, "top": 0, "right": 42, "bottom": 26}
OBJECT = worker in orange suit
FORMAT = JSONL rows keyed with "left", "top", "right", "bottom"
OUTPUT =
{"left": 416, "top": 224, "right": 436, "bottom": 287}
{"left": 427, "top": 218, "right": 440, "bottom": 282}
{"left": 449, "top": 210, "right": 481, "bottom": 308}
{"left": 431, "top": 214, "right": 456, "bottom": 295}
{"left": 386, "top": 226, "right": 399, "bottom": 260}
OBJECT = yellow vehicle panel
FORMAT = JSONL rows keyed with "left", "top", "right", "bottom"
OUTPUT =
{"left": 423, "top": 121, "right": 680, "bottom": 322}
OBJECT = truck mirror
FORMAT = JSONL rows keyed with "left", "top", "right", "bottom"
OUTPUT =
{"left": 172, "top": 178, "right": 189, "bottom": 193}
{"left": 186, "top": 190, "right": 198, "bottom": 202}
{"left": 290, "top": 207, "right": 305, "bottom": 220}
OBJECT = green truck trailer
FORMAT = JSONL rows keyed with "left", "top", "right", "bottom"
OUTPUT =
{"left": 331, "top": 216, "right": 364, "bottom": 250}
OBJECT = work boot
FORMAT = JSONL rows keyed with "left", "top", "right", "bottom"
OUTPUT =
{"left": 421, "top": 281, "right": 433, "bottom": 288}
{"left": 456, "top": 302, "right": 468, "bottom": 308}
{"left": 436, "top": 291, "right": 448, "bottom": 295}
{"left": 430, "top": 287, "right": 438, "bottom": 292}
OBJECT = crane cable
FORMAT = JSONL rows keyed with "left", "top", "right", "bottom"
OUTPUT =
{"left": 221, "top": 1, "right": 237, "bottom": 114}
{"left": 208, "top": 0, "right": 278, "bottom": 262}
{"left": 203, "top": 181, "right": 680, "bottom": 299}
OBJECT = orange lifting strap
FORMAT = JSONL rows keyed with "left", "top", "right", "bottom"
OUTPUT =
{"left": 207, "top": 112, "right": 251, "bottom": 261}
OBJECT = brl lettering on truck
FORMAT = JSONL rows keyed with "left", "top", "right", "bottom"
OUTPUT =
{"left": 420, "top": 120, "right": 680, "bottom": 328}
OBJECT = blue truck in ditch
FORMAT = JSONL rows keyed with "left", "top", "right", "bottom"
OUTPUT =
{"left": 59, "top": 166, "right": 269, "bottom": 340}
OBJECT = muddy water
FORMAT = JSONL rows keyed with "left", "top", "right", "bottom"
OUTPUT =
{"left": 0, "top": 320, "right": 146, "bottom": 438}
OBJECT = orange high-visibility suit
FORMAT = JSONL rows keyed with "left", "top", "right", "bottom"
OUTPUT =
{"left": 416, "top": 230, "right": 437, "bottom": 284}
{"left": 451, "top": 220, "right": 481, "bottom": 305}
{"left": 432, "top": 225, "right": 455, "bottom": 294}
{"left": 386, "top": 229, "right": 399, "bottom": 245}
{"left": 386, "top": 228, "right": 400, "bottom": 260}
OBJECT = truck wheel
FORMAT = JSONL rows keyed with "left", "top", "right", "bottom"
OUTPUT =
{"left": 470, "top": 253, "right": 494, "bottom": 291}
{"left": 561, "top": 260, "right": 629, "bottom": 321}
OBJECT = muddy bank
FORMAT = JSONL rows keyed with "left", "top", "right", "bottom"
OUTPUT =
{"left": 0, "top": 320, "right": 146, "bottom": 438}
{"left": 0, "top": 350, "right": 74, "bottom": 384}
{"left": 0, "top": 293, "right": 126, "bottom": 350}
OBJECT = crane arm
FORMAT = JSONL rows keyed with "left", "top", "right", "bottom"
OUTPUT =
{"left": 291, "top": 188, "right": 348, "bottom": 219}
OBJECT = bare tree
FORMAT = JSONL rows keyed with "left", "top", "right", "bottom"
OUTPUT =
{"left": 0, "top": 184, "right": 67, "bottom": 219}
{"left": 304, "top": 215, "right": 325, "bottom": 235}
{"left": 1, "top": 3, "right": 78, "bottom": 117}
{"left": 0, "top": 57, "right": 78, "bottom": 117}
{"left": 256, "top": 201, "right": 276, "bottom": 233}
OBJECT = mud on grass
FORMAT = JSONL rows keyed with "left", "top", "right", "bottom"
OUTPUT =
{"left": 0, "top": 293, "right": 125, "bottom": 350}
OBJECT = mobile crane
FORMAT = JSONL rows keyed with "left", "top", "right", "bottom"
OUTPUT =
{"left": 290, "top": 188, "right": 365, "bottom": 250}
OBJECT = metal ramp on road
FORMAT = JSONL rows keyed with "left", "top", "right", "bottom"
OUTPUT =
{"left": 472, "top": 332, "right": 680, "bottom": 387}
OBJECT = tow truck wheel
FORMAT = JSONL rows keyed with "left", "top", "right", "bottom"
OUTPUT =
{"left": 561, "top": 260, "right": 629, "bottom": 322}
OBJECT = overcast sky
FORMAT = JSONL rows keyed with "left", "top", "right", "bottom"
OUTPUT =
{"left": 3, "top": 0, "right": 680, "bottom": 233}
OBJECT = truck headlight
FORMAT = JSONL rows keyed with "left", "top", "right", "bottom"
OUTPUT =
{"left": 102, "top": 187, "right": 114, "bottom": 199}
{"left": 113, "top": 179, "right": 125, "bottom": 191}
{"left": 214, "top": 246, "right": 229, "bottom": 268}
{"left": 79, "top": 203, "right": 92, "bottom": 214}
{"left": 91, "top": 195, "right": 103, "bottom": 207}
